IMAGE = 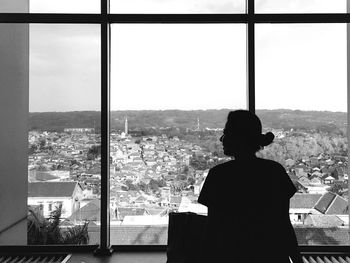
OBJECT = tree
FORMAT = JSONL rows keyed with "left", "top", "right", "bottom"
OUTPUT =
{"left": 183, "top": 165, "right": 189, "bottom": 174}
{"left": 28, "top": 144, "right": 37, "bottom": 155}
{"left": 37, "top": 164, "right": 48, "bottom": 171}
{"left": 125, "top": 179, "right": 139, "bottom": 191}
{"left": 328, "top": 183, "right": 344, "bottom": 196}
{"left": 187, "top": 177, "right": 195, "bottom": 185}
{"left": 39, "top": 138, "right": 46, "bottom": 149}
{"left": 70, "top": 159, "right": 79, "bottom": 166}
{"left": 157, "top": 178, "right": 167, "bottom": 187}
{"left": 87, "top": 145, "right": 101, "bottom": 160}
{"left": 138, "top": 181, "right": 148, "bottom": 192}
{"left": 176, "top": 174, "right": 187, "bottom": 181}
{"left": 149, "top": 179, "right": 160, "bottom": 192}
{"left": 190, "top": 156, "right": 208, "bottom": 170}
{"left": 27, "top": 205, "right": 89, "bottom": 245}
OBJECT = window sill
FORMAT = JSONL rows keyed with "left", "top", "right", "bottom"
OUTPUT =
{"left": 69, "top": 252, "right": 166, "bottom": 263}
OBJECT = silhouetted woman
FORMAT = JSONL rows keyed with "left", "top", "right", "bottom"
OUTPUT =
{"left": 198, "top": 110, "right": 302, "bottom": 263}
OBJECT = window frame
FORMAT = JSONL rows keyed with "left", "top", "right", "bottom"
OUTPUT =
{"left": 0, "top": 0, "right": 349, "bottom": 256}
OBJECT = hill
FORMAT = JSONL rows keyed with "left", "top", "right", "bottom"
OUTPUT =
{"left": 29, "top": 109, "right": 347, "bottom": 134}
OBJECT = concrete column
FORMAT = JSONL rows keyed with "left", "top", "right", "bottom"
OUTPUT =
{"left": 0, "top": 0, "right": 29, "bottom": 245}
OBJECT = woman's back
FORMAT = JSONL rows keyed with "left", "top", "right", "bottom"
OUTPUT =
{"left": 198, "top": 158, "right": 297, "bottom": 263}
{"left": 195, "top": 110, "right": 301, "bottom": 263}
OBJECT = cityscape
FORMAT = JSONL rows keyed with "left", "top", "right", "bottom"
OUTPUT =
{"left": 27, "top": 110, "right": 349, "bottom": 245}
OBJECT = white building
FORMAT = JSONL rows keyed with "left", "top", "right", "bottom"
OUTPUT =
{"left": 28, "top": 181, "right": 84, "bottom": 219}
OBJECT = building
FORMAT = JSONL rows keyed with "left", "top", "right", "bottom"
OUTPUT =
{"left": 64, "top": 128, "right": 95, "bottom": 133}
{"left": 28, "top": 181, "right": 84, "bottom": 219}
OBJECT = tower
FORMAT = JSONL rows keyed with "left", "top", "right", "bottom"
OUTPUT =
{"left": 125, "top": 116, "right": 128, "bottom": 135}
{"left": 197, "top": 117, "right": 200, "bottom": 131}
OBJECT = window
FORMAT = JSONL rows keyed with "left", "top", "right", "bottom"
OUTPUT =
{"left": 0, "top": 0, "right": 349, "bottom": 253}
{"left": 110, "top": 23, "right": 246, "bottom": 245}
{"left": 26, "top": 23, "right": 101, "bottom": 245}
{"left": 256, "top": 23, "right": 348, "bottom": 246}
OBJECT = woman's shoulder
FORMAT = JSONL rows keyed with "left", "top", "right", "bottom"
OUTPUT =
{"left": 257, "top": 157, "right": 285, "bottom": 170}
{"left": 209, "top": 160, "right": 234, "bottom": 173}
{"left": 208, "top": 158, "right": 286, "bottom": 174}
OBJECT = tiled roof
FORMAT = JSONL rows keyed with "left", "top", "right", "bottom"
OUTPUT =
{"left": 35, "top": 172, "right": 59, "bottom": 181}
{"left": 325, "top": 195, "right": 348, "bottom": 215}
{"left": 110, "top": 225, "right": 168, "bottom": 245}
{"left": 304, "top": 214, "right": 344, "bottom": 227}
{"left": 294, "top": 226, "right": 349, "bottom": 245}
{"left": 87, "top": 225, "right": 350, "bottom": 246}
{"left": 67, "top": 199, "right": 100, "bottom": 221}
{"left": 146, "top": 207, "right": 168, "bottom": 216}
{"left": 290, "top": 194, "right": 322, "bottom": 209}
{"left": 87, "top": 225, "right": 168, "bottom": 245}
{"left": 28, "top": 181, "right": 79, "bottom": 197}
{"left": 170, "top": 196, "right": 182, "bottom": 204}
{"left": 84, "top": 167, "right": 100, "bottom": 174}
{"left": 288, "top": 172, "right": 299, "bottom": 181}
{"left": 116, "top": 207, "right": 147, "bottom": 221}
{"left": 314, "top": 192, "right": 336, "bottom": 214}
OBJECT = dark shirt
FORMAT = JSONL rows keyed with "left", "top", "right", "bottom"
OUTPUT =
{"left": 198, "top": 157, "right": 298, "bottom": 263}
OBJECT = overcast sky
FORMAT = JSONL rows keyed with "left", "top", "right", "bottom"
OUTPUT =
{"left": 29, "top": 1, "right": 347, "bottom": 112}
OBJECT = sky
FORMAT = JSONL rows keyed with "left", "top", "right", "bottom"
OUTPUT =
{"left": 28, "top": 0, "right": 348, "bottom": 112}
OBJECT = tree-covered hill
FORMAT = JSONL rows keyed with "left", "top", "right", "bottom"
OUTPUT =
{"left": 257, "top": 109, "right": 346, "bottom": 134}
{"left": 29, "top": 109, "right": 347, "bottom": 134}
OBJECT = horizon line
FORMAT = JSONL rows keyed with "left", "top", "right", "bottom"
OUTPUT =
{"left": 28, "top": 108, "right": 347, "bottom": 113}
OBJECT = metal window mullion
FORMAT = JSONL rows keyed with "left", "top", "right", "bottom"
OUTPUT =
{"left": 100, "top": 21, "right": 110, "bottom": 251}
{"left": 94, "top": 0, "right": 112, "bottom": 256}
{"left": 0, "top": 13, "right": 103, "bottom": 23}
{"left": 247, "top": 0, "right": 255, "bottom": 113}
{"left": 101, "top": 0, "right": 109, "bottom": 14}
{"left": 254, "top": 13, "right": 350, "bottom": 23}
{"left": 1, "top": 13, "right": 350, "bottom": 24}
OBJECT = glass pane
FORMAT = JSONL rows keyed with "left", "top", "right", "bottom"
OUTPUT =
{"left": 110, "top": 24, "right": 246, "bottom": 245}
{"left": 0, "top": 0, "right": 100, "bottom": 13}
{"left": 255, "top": 0, "right": 346, "bottom": 13}
{"left": 28, "top": 24, "right": 101, "bottom": 245}
{"left": 111, "top": 0, "right": 245, "bottom": 14}
{"left": 256, "top": 24, "right": 348, "bottom": 245}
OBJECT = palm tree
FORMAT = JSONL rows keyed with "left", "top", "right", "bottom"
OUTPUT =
{"left": 27, "top": 204, "right": 89, "bottom": 245}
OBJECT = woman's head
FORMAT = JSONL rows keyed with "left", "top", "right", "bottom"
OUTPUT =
{"left": 220, "top": 110, "right": 274, "bottom": 157}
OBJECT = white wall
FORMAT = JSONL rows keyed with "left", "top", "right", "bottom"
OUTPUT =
{"left": 0, "top": 0, "right": 29, "bottom": 245}
{"left": 28, "top": 198, "right": 73, "bottom": 219}
{"left": 0, "top": 0, "right": 29, "bottom": 12}
{"left": 347, "top": 0, "right": 350, "bottom": 242}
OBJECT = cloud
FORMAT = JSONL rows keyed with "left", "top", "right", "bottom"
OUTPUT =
{"left": 30, "top": 0, "right": 100, "bottom": 13}
{"left": 29, "top": 25, "right": 100, "bottom": 112}
{"left": 110, "top": 24, "right": 247, "bottom": 111}
{"left": 255, "top": 24, "right": 347, "bottom": 112}
{"left": 255, "top": 0, "right": 345, "bottom": 13}
{"left": 111, "top": 0, "right": 244, "bottom": 13}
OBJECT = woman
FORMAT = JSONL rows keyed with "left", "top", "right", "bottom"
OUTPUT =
{"left": 198, "top": 110, "right": 302, "bottom": 263}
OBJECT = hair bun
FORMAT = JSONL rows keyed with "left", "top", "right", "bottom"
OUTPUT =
{"left": 260, "top": 132, "right": 274, "bottom": 147}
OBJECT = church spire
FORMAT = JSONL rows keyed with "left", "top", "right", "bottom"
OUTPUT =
{"left": 125, "top": 116, "right": 128, "bottom": 135}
